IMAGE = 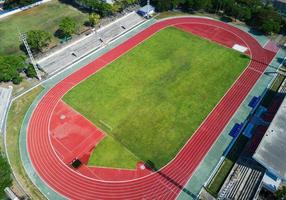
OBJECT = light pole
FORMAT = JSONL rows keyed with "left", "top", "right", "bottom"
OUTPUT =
{"left": 19, "top": 32, "right": 42, "bottom": 80}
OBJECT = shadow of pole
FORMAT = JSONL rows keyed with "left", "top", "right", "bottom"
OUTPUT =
{"left": 145, "top": 160, "right": 198, "bottom": 199}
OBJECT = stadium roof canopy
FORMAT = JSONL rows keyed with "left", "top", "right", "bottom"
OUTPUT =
{"left": 253, "top": 96, "right": 286, "bottom": 180}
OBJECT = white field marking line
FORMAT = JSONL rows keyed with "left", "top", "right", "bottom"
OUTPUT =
{"left": 99, "top": 120, "right": 113, "bottom": 131}
{"left": 27, "top": 18, "right": 258, "bottom": 186}
{"left": 59, "top": 101, "right": 141, "bottom": 164}
{"left": 37, "top": 11, "right": 136, "bottom": 63}
{"left": 12, "top": 17, "right": 152, "bottom": 102}
{"left": 47, "top": 100, "right": 141, "bottom": 181}
{"left": 59, "top": 101, "right": 142, "bottom": 163}
{"left": 89, "top": 165, "right": 139, "bottom": 171}
{"left": 55, "top": 101, "right": 106, "bottom": 154}
{"left": 21, "top": 89, "right": 69, "bottom": 200}
{"left": 176, "top": 36, "right": 280, "bottom": 200}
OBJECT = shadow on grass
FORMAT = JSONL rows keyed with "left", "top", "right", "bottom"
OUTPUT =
{"left": 145, "top": 160, "right": 197, "bottom": 199}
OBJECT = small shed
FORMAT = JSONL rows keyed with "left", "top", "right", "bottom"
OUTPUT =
{"left": 137, "top": 5, "right": 155, "bottom": 18}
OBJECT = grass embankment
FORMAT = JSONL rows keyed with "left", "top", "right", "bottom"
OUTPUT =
{"left": 6, "top": 87, "right": 45, "bottom": 199}
{"left": 0, "top": 0, "right": 87, "bottom": 55}
{"left": 64, "top": 27, "right": 250, "bottom": 169}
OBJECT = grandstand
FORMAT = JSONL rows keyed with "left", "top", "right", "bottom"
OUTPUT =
{"left": 218, "top": 157, "right": 265, "bottom": 200}
{"left": 98, "top": 12, "right": 144, "bottom": 43}
{"left": 37, "top": 12, "right": 145, "bottom": 75}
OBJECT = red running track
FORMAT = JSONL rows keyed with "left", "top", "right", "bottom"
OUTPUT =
{"left": 27, "top": 17, "right": 276, "bottom": 200}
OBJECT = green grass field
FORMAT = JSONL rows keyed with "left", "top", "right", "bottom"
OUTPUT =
{"left": 63, "top": 27, "right": 250, "bottom": 169}
{"left": 0, "top": 0, "right": 87, "bottom": 55}
{"left": 88, "top": 136, "right": 140, "bottom": 169}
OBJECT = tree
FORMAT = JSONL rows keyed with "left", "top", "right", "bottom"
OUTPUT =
{"left": 249, "top": 7, "right": 282, "bottom": 34}
{"left": 261, "top": 19, "right": 281, "bottom": 34}
{"left": 25, "top": 64, "right": 37, "bottom": 78}
{"left": 0, "top": 154, "right": 12, "bottom": 199}
{"left": 89, "top": 13, "right": 101, "bottom": 27}
{"left": 0, "top": 55, "right": 26, "bottom": 84}
{"left": 3, "top": 0, "right": 34, "bottom": 9}
{"left": 0, "top": 55, "right": 35, "bottom": 84}
{"left": 59, "top": 17, "right": 77, "bottom": 38}
{"left": 75, "top": 0, "right": 112, "bottom": 17}
{"left": 26, "top": 30, "right": 52, "bottom": 53}
{"left": 275, "top": 186, "right": 286, "bottom": 200}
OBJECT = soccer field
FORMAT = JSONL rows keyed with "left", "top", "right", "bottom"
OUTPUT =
{"left": 63, "top": 27, "right": 250, "bottom": 169}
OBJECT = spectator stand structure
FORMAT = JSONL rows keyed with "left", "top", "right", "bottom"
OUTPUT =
{"left": 37, "top": 11, "right": 146, "bottom": 75}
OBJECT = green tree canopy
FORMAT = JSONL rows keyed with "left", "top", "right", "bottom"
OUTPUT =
{"left": 26, "top": 30, "right": 52, "bottom": 53}
{"left": 76, "top": 0, "right": 112, "bottom": 16}
{"left": 250, "top": 7, "right": 283, "bottom": 34}
{"left": 0, "top": 154, "right": 12, "bottom": 199}
{"left": 89, "top": 13, "right": 101, "bottom": 27}
{"left": 0, "top": 55, "right": 34, "bottom": 84}
{"left": 59, "top": 17, "right": 77, "bottom": 38}
{"left": 0, "top": 55, "right": 26, "bottom": 84}
{"left": 153, "top": 0, "right": 284, "bottom": 34}
{"left": 276, "top": 186, "right": 286, "bottom": 200}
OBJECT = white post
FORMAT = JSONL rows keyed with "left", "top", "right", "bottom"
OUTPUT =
{"left": 147, "top": 0, "right": 150, "bottom": 18}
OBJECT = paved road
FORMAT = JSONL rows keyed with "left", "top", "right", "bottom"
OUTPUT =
{"left": 0, "top": 86, "right": 12, "bottom": 133}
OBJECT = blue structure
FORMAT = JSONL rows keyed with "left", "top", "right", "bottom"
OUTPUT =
{"left": 137, "top": 5, "right": 155, "bottom": 18}
{"left": 248, "top": 96, "right": 261, "bottom": 108}
{"left": 229, "top": 123, "right": 243, "bottom": 138}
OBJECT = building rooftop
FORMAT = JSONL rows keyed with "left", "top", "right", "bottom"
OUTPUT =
{"left": 253, "top": 96, "right": 286, "bottom": 180}
{"left": 138, "top": 5, "right": 155, "bottom": 13}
